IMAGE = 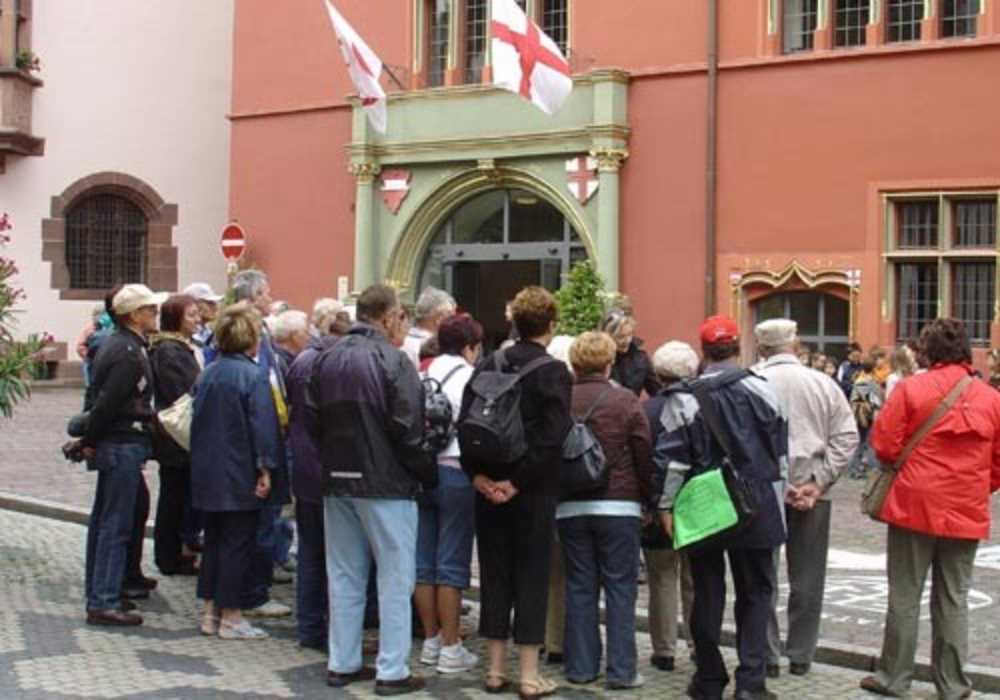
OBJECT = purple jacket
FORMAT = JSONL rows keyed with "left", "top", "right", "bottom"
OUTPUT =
{"left": 286, "top": 335, "right": 340, "bottom": 503}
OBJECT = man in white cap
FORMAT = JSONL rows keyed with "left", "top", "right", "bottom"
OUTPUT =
{"left": 182, "top": 282, "right": 224, "bottom": 348}
{"left": 753, "top": 318, "right": 858, "bottom": 679}
{"left": 81, "top": 284, "right": 167, "bottom": 627}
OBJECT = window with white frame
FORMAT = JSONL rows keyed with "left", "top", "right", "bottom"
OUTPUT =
{"left": 941, "top": 0, "right": 980, "bottom": 38}
{"left": 463, "top": 0, "right": 487, "bottom": 83}
{"left": 783, "top": 0, "right": 819, "bottom": 53}
{"left": 886, "top": 0, "right": 924, "bottom": 41}
{"left": 887, "top": 194, "right": 999, "bottom": 344}
{"left": 834, "top": 0, "right": 870, "bottom": 47}
{"left": 427, "top": 0, "right": 450, "bottom": 87}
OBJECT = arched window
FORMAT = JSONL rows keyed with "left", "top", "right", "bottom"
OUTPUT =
{"left": 65, "top": 194, "right": 148, "bottom": 289}
{"left": 754, "top": 291, "right": 850, "bottom": 361}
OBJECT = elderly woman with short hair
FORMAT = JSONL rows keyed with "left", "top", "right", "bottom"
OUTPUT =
{"left": 557, "top": 331, "right": 654, "bottom": 690}
{"left": 641, "top": 341, "right": 698, "bottom": 673}
{"left": 191, "top": 302, "right": 278, "bottom": 640}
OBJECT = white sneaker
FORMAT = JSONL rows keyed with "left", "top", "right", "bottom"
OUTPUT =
{"left": 420, "top": 634, "right": 442, "bottom": 666}
{"left": 243, "top": 600, "right": 291, "bottom": 618}
{"left": 437, "top": 642, "right": 479, "bottom": 674}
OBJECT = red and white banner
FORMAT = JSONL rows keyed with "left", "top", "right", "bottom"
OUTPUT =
{"left": 490, "top": 0, "right": 572, "bottom": 115}
{"left": 380, "top": 169, "right": 411, "bottom": 214}
{"left": 565, "top": 156, "right": 598, "bottom": 204}
{"left": 323, "top": 0, "right": 387, "bottom": 133}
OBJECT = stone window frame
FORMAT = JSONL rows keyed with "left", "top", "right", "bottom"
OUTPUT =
{"left": 41, "top": 171, "right": 178, "bottom": 300}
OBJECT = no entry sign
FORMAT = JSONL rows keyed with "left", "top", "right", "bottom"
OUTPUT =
{"left": 220, "top": 223, "right": 247, "bottom": 261}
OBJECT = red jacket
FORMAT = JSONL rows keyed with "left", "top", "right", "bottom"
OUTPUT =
{"left": 871, "top": 363, "right": 1000, "bottom": 540}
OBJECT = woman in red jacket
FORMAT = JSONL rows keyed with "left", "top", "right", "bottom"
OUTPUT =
{"left": 861, "top": 319, "right": 1000, "bottom": 700}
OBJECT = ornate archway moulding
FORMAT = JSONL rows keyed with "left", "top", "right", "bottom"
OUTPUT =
{"left": 729, "top": 260, "right": 860, "bottom": 341}
{"left": 383, "top": 164, "right": 596, "bottom": 299}
{"left": 41, "top": 171, "right": 179, "bottom": 300}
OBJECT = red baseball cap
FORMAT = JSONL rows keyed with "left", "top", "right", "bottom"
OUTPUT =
{"left": 699, "top": 315, "right": 740, "bottom": 345}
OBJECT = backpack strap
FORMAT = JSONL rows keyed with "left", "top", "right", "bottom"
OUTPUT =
{"left": 438, "top": 364, "right": 464, "bottom": 389}
{"left": 579, "top": 385, "right": 614, "bottom": 423}
{"left": 890, "top": 373, "right": 973, "bottom": 472}
{"left": 689, "top": 377, "right": 738, "bottom": 461}
{"left": 515, "top": 354, "right": 557, "bottom": 378}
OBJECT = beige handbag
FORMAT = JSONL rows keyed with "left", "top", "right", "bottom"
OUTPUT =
{"left": 157, "top": 393, "right": 194, "bottom": 451}
{"left": 861, "top": 374, "right": 973, "bottom": 522}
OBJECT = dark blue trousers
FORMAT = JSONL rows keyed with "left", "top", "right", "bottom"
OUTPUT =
{"left": 295, "top": 499, "right": 328, "bottom": 645}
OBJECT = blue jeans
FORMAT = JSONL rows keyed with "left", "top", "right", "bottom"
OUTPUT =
{"left": 295, "top": 499, "right": 328, "bottom": 646}
{"left": 324, "top": 496, "right": 417, "bottom": 681}
{"left": 558, "top": 515, "right": 641, "bottom": 685}
{"left": 417, "top": 465, "right": 475, "bottom": 589}
{"left": 85, "top": 442, "right": 147, "bottom": 611}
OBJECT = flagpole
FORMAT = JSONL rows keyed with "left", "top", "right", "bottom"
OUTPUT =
{"left": 383, "top": 64, "right": 405, "bottom": 91}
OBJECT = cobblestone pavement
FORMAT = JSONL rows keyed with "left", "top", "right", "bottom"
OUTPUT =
{"left": 2, "top": 388, "right": 1000, "bottom": 676}
{"left": 0, "top": 509, "right": 983, "bottom": 699}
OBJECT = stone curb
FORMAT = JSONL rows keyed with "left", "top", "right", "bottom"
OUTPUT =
{"left": 1, "top": 491, "right": 997, "bottom": 692}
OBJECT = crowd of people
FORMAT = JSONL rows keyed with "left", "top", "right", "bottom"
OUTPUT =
{"left": 72, "top": 273, "right": 1000, "bottom": 700}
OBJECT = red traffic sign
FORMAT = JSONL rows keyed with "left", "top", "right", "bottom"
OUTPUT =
{"left": 220, "top": 223, "right": 247, "bottom": 261}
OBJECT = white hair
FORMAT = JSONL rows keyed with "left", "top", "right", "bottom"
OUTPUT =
{"left": 232, "top": 269, "right": 269, "bottom": 303}
{"left": 547, "top": 334, "right": 576, "bottom": 371}
{"left": 652, "top": 341, "right": 700, "bottom": 380}
{"left": 273, "top": 310, "right": 308, "bottom": 341}
{"left": 312, "top": 297, "right": 343, "bottom": 333}
{"left": 414, "top": 286, "right": 455, "bottom": 323}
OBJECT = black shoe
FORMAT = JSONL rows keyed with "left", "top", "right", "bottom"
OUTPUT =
{"left": 86, "top": 609, "right": 143, "bottom": 626}
{"left": 326, "top": 667, "right": 376, "bottom": 688}
{"left": 734, "top": 690, "right": 776, "bottom": 700}
{"left": 651, "top": 655, "right": 675, "bottom": 671}
{"left": 124, "top": 575, "right": 158, "bottom": 591}
{"left": 299, "top": 638, "right": 328, "bottom": 652}
{"left": 375, "top": 675, "right": 426, "bottom": 696}
{"left": 686, "top": 681, "right": 723, "bottom": 700}
{"left": 119, "top": 599, "right": 137, "bottom": 612}
{"left": 545, "top": 652, "right": 563, "bottom": 665}
{"left": 765, "top": 663, "right": 780, "bottom": 679}
{"left": 789, "top": 661, "right": 810, "bottom": 676}
{"left": 121, "top": 587, "right": 150, "bottom": 600}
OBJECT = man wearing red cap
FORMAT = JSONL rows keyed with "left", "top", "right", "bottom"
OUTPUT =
{"left": 654, "top": 315, "right": 788, "bottom": 700}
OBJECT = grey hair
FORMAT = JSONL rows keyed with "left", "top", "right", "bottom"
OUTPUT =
{"left": 273, "top": 309, "right": 308, "bottom": 341}
{"left": 414, "top": 286, "right": 455, "bottom": 323}
{"left": 652, "top": 341, "right": 700, "bottom": 381}
{"left": 232, "top": 270, "right": 269, "bottom": 303}
{"left": 312, "top": 297, "right": 343, "bottom": 334}
{"left": 599, "top": 307, "right": 633, "bottom": 337}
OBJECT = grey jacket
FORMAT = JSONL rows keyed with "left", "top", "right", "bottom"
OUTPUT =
{"left": 753, "top": 353, "right": 858, "bottom": 497}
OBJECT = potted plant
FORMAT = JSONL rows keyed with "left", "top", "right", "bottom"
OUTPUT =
{"left": 15, "top": 50, "right": 40, "bottom": 73}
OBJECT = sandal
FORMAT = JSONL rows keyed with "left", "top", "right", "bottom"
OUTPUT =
{"left": 200, "top": 615, "right": 220, "bottom": 636}
{"left": 519, "top": 676, "right": 558, "bottom": 699}
{"left": 484, "top": 671, "right": 510, "bottom": 694}
{"left": 218, "top": 619, "right": 269, "bottom": 640}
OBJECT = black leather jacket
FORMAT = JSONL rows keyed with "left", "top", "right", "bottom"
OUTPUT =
{"left": 149, "top": 334, "right": 201, "bottom": 467}
{"left": 307, "top": 323, "right": 435, "bottom": 498}
{"left": 612, "top": 338, "right": 661, "bottom": 397}
{"left": 83, "top": 326, "right": 154, "bottom": 448}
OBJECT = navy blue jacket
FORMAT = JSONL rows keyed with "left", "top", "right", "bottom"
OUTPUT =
{"left": 190, "top": 353, "right": 279, "bottom": 512}
{"left": 286, "top": 335, "right": 340, "bottom": 504}
{"left": 654, "top": 362, "right": 788, "bottom": 550}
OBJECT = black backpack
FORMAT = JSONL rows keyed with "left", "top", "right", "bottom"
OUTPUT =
{"left": 422, "top": 364, "right": 464, "bottom": 454}
{"left": 560, "top": 386, "right": 612, "bottom": 495}
{"left": 457, "top": 350, "right": 554, "bottom": 465}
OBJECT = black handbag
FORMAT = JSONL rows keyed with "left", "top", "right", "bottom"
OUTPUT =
{"left": 684, "top": 377, "right": 759, "bottom": 548}
{"left": 560, "top": 385, "right": 613, "bottom": 495}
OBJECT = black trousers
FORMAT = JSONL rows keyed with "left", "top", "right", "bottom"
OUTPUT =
{"left": 197, "top": 510, "right": 259, "bottom": 611}
{"left": 154, "top": 464, "right": 192, "bottom": 574}
{"left": 476, "top": 490, "right": 556, "bottom": 645}
{"left": 124, "top": 474, "right": 150, "bottom": 585}
{"left": 689, "top": 546, "right": 775, "bottom": 697}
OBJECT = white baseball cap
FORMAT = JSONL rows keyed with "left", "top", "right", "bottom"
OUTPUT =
{"left": 112, "top": 284, "right": 169, "bottom": 315}
{"left": 183, "top": 282, "right": 224, "bottom": 303}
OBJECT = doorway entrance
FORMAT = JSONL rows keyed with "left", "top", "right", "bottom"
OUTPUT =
{"left": 753, "top": 291, "right": 850, "bottom": 361}
{"left": 418, "top": 188, "right": 588, "bottom": 349}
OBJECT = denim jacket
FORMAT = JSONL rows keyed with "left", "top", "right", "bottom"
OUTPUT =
{"left": 190, "top": 353, "right": 279, "bottom": 512}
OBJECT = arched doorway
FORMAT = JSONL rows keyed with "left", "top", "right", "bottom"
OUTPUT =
{"left": 753, "top": 291, "right": 850, "bottom": 361}
{"left": 418, "top": 188, "right": 589, "bottom": 349}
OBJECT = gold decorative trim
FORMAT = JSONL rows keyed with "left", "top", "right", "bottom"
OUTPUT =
{"left": 384, "top": 166, "right": 596, "bottom": 299}
{"left": 349, "top": 162, "right": 381, "bottom": 184}
{"left": 729, "top": 260, "right": 860, "bottom": 341}
{"left": 590, "top": 147, "right": 629, "bottom": 172}
{"left": 477, "top": 158, "right": 503, "bottom": 184}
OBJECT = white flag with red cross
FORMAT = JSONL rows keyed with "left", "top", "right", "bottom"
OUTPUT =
{"left": 565, "top": 156, "right": 598, "bottom": 204}
{"left": 491, "top": 0, "right": 572, "bottom": 115}
{"left": 323, "top": 0, "right": 387, "bottom": 134}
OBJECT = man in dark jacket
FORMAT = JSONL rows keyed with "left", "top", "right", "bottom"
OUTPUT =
{"left": 82, "top": 284, "right": 166, "bottom": 626}
{"left": 655, "top": 316, "right": 788, "bottom": 700}
{"left": 309, "top": 284, "right": 435, "bottom": 694}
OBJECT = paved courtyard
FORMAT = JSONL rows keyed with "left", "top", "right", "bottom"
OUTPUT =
{"left": 2, "top": 387, "right": 1000, "bottom": 697}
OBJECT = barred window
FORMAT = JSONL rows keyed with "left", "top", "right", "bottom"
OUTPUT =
{"left": 886, "top": 0, "right": 923, "bottom": 42}
{"left": 897, "top": 263, "right": 939, "bottom": 341}
{"left": 897, "top": 200, "right": 938, "bottom": 249}
{"left": 464, "top": 0, "right": 487, "bottom": 83}
{"left": 66, "top": 195, "right": 147, "bottom": 290}
{"left": 834, "top": 0, "right": 869, "bottom": 48}
{"left": 953, "top": 199, "right": 997, "bottom": 248}
{"left": 427, "top": 0, "right": 450, "bottom": 88}
{"left": 953, "top": 262, "right": 995, "bottom": 342}
{"left": 542, "top": 0, "right": 569, "bottom": 56}
{"left": 941, "top": 0, "right": 980, "bottom": 38}
{"left": 783, "top": 0, "right": 818, "bottom": 53}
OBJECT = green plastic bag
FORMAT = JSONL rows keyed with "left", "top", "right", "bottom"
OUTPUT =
{"left": 672, "top": 468, "right": 739, "bottom": 550}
